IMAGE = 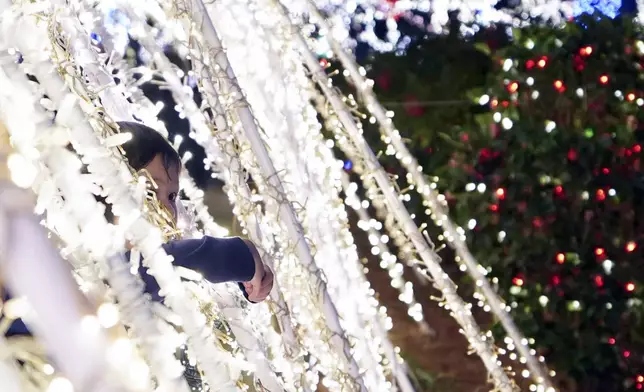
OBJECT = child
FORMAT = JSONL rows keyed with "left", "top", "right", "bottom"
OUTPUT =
{"left": 117, "top": 121, "right": 273, "bottom": 304}
{"left": 5, "top": 121, "right": 273, "bottom": 336}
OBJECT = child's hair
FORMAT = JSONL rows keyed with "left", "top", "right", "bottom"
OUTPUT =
{"left": 117, "top": 121, "right": 181, "bottom": 173}
{"left": 98, "top": 121, "right": 180, "bottom": 223}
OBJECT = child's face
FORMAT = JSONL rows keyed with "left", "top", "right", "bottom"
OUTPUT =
{"left": 144, "top": 154, "right": 180, "bottom": 221}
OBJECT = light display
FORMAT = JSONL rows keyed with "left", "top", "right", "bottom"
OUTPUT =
{"left": 0, "top": 0, "right": 542, "bottom": 391}
{"left": 297, "top": 3, "right": 556, "bottom": 391}
{"left": 574, "top": 0, "right": 622, "bottom": 18}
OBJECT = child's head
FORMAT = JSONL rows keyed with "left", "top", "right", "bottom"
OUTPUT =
{"left": 117, "top": 121, "right": 181, "bottom": 220}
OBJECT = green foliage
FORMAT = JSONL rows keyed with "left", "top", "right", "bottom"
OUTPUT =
{"left": 364, "top": 14, "right": 644, "bottom": 392}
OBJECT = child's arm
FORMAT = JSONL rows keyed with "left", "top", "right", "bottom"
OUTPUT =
{"left": 163, "top": 236, "right": 256, "bottom": 283}
{"left": 137, "top": 236, "right": 272, "bottom": 303}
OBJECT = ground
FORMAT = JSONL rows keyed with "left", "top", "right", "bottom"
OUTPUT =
{"left": 205, "top": 185, "right": 489, "bottom": 392}
{"left": 364, "top": 258, "right": 489, "bottom": 392}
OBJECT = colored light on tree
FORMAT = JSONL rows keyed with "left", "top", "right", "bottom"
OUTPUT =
{"left": 556, "top": 253, "right": 566, "bottom": 264}
{"left": 594, "top": 275, "right": 604, "bottom": 287}
{"left": 596, "top": 189, "right": 606, "bottom": 201}
{"left": 626, "top": 282, "right": 636, "bottom": 292}
{"left": 568, "top": 149, "right": 578, "bottom": 160}
{"left": 626, "top": 241, "right": 637, "bottom": 252}
{"left": 507, "top": 81, "right": 519, "bottom": 93}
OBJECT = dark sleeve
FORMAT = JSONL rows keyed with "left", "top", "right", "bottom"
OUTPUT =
{"left": 135, "top": 236, "right": 257, "bottom": 302}
{"left": 2, "top": 289, "right": 31, "bottom": 337}
{"left": 163, "top": 236, "right": 256, "bottom": 283}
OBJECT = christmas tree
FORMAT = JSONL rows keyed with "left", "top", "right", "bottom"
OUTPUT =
{"left": 364, "top": 11, "right": 644, "bottom": 392}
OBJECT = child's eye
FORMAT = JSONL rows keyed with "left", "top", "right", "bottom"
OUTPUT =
{"left": 169, "top": 192, "right": 177, "bottom": 202}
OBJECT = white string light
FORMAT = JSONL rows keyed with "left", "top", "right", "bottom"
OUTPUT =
{"left": 298, "top": 3, "right": 556, "bottom": 390}
{"left": 206, "top": 1, "right": 412, "bottom": 390}
{"left": 274, "top": 6, "right": 519, "bottom": 385}
{"left": 5, "top": 4, "right": 249, "bottom": 391}
{"left": 92, "top": 0, "right": 372, "bottom": 388}
{"left": 0, "top": 23, "right": 159, "bottom": 392}
{"left": 55, "top": 5, "right": 301, "bottom": 389}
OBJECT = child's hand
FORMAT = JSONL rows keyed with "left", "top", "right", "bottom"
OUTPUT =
{"left": 241, "top": 239, "right": 274, "bottom": 302}
{"left": 243, "top": 263, "right": 274, "bottom": 303}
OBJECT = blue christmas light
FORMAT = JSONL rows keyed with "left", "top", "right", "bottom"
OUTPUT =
{"left": 90, "top": 32, "right": 102, "bottom": 44}
{"left": 573, "top": 0, "right": 621, "bottom": 18}
{"left": 343, "top": 160, "right": 353, "bottom": 171}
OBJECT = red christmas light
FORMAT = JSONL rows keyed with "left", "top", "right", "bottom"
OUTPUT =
{"left": 595, "top": 248, "right": 605, "bottom": 256}
{"left": 556, "top": 253, "right": 565, "bottom": 264}
{"left": 526, "top": 59, "right": 535, "bottom": 69}
{"left": 495, "top": 188, "right": 506, "bottom": 199}
{"left": 595, "top": 275, "right": 604, "bottom": 287}
{"left": 489, "top": 204, "right": 499, "bottom": 212}
{"left": 319, "top": 58, "right": 329, "bottom": 67}
{"left": 637, "top": 384, "right": 642, "bottom": 390}
{"left": 532, "top": 217, "right": 543, "bottom": 228}
{"left": 507, "top": 81, "right": 519, "bottom": 93}
{"left": 491, "top": 99, "right": 498, "bottom": 108}
{"left": 567, "top": 149, "right": 578, "bottom": 160}
{"left": 637, "top": 375, "right": 644, "bottom": 383}
{"left": 554, "top": 185, "right": 563, "bottom": 196}
{"left": 596, "top": 189, "right": 606, "bottom": 201}
{"left": 626, "top": 241, "right": 637, "bottom": 252}
{"left": 634, "top": 144, "right": 642, "bottom": 153}
{"left": 608, "top": 337, "right": 616, "bottom": 345}
{"left": 554, "top": 80, "right": 564, "bottom": 90}
{"left": 552, "top": 275, "right": 561, "bottom": 285}
{"left": 628, "top": 93, "right": 637, "bottom": 102}
{"left": 626, "top": 282, "right": 636, "bottom": 292}
{"left": 513, "top": 277, "right": 524, "bottom": 286}
{"left": 580, "top": 46, "right": 593, "bottom": 56}
{"left": 537, "top": 57, "right": 547, "bottom": 68}
{"left": 624, "top": 350, "right": 631, "bottom": 358}
{"left": 599, "top": 74, "right": 609, "bottom": 84}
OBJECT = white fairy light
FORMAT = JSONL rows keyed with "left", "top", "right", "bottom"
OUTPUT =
{"left": 342, "top": 173, "right": 430, "bottom": 330}
{"left": 0, "top": 31, "right": 161, "bottom": 392}
{"left": 299, "top": 2, "right": 555, "bottom": 389}
{"left": 206, "top": 2, "right": 409, "bottom": 389}
{"left": 302, "top": 39, "right": 518, "bottom": 392}
{"left": 5, "top": 4, "right": 244, "bottom": 391}
{"left": 59, "top": 2, "right": 303, "bottom": 390}
{"left": 102, "top": 1, "right": 380, "bottom": 391}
